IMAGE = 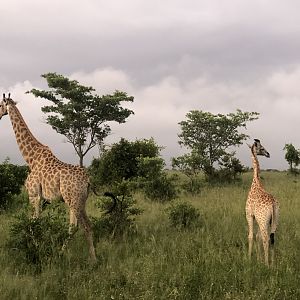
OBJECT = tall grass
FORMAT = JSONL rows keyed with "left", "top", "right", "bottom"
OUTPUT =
{"left": 0, "top": 171, "right": 300, "bottom": 299}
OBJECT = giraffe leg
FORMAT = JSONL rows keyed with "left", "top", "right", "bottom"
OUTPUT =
{"left": 28, "top": 195, "right": 42, "bottom": 218}
{"left": 270, "top": 205, "right": 279, "bottom": 267}
{"left": 246, "top": 213, "right": 254, "bottom": 259}
{"left": 62, "top": 209, "right": 79, "bottom": 251}
{"left": 79, "top": 209, "right": 97, "bottom": 262}
{"left": 255, "top": 231, "right": 263, "bottom": 262}
{"left": 26, "top": 175, "right": 42, "bottom": 218}
{"left": 259, "top": 226, "right": 270, "bottom": 266}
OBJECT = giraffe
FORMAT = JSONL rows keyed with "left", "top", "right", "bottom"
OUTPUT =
{"left": 246, "top": 139, "right": 279, "bottom": 266}
{"left": 0, "top": 93, "right": 96, "bottom": 262}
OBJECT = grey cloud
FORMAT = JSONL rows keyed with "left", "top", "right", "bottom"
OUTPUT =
{"left": 2, "top": 1, "right": 300, "bottom": 87}
{"left": 1, "top": 1, "right": 300, "bottom": 170}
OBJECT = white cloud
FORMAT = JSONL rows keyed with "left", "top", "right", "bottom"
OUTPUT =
{"left": 3, "top": 64, "right": 300, "bottom": 170}
{"left": 70, "top": 68, "right": 135, "bottom": 95}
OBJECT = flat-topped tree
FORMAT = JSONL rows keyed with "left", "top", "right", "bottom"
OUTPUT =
{"left": 28, "top": 73, "right": 134, "bottom": 166}
{"left": 173, "top": 109, "right": 259, "bottom": 181}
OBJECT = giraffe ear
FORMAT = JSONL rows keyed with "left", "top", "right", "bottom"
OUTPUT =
{"left": 254, "top": 139, "right": 260, "bottom": 143}
{"left": 246, "top": 143, "right": 252, "bottom": 149}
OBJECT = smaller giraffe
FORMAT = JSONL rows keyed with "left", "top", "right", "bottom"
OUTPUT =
{"left": 246, "top": 139, "right": 279, "bottom": 266}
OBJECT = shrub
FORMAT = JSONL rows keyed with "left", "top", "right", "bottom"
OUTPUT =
{"left": 137, "top": 157, "right": 178, "bottom": 201}
{"left": 0, "top": 159, "right": 28, "bottom": 209}
{"left": 143, "top": 174, "right": 178, "bottom": 202}
{"left": 88, "top": 138, "right": 160, "bottom": 189}
{"left": 166, "top": 201, "right": 200, "bottom": 229}
{"left": 92, "top": 193, "right": 143, "bottom": 240}
{"left": 5, "top": 203, "right": 68, "bottom": 271}
{"left": 181, "top": 176, "right": 202, "bottom": 195}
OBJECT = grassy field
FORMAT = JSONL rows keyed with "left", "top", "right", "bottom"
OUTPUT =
{"left": 0, "top": 171, "right": 300, "bottom": 299}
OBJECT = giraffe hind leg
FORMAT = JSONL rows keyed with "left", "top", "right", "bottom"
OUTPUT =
{"left": 61, "top": 209, "right": 78, "bottom": 251}
{"left": 79, "top": 210, "right": 97, "bottom": 262}
{"left": 258, "top": 225, "right": 270, "bottom": 266}
{"left": 270, "top": 230, "right": 276, "bottom": 266}
{"left": 255, "top": 231, "right": 263, "bottom": 262}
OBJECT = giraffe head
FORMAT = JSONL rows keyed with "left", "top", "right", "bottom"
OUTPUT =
{"left": 0, "top": 93, "right": 15, "bottom": 120}
{"left": 250, "top": 139, "right": 270, "bottom": 158}
{"left": 0, "top": 93, "right": 16, "bottom": 120}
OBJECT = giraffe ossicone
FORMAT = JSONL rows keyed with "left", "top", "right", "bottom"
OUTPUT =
{"left": 0, "top": 94, "right": 96, "bottom": 262}
{"left": 246, "top": 139, "right": 279, "bottom": 266}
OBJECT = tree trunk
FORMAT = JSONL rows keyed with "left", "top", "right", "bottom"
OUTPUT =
{"left": 79, "top": 154, "right": 84, "bottom": 167}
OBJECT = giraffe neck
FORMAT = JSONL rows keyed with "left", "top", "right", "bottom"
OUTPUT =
{"left": 7, "top": 104, "right": 45, "bottom": 168}
{"left": 251, "top": 146, "right": 263, "bottom": 188}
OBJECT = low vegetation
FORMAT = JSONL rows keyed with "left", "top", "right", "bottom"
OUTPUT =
{"left": 0, "top": 171, "right": 300, "bottom": 299}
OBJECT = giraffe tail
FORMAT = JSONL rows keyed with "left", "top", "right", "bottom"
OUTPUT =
{"left": 270, "top": 203, "right": 278, "bottom": 245}
{"left": 103, "top": 192, "right": 118, "bottom": 214}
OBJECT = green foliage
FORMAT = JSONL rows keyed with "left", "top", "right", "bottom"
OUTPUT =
{"left": 88, "top": 137, "right": 177, "bottom": 201}
{"left": 181, "top": 176, "right": 203, "bottom": 194}
{"left": 92, "top": 193, "right": 143, "bottom": 240}
{"left": 283, "top": 143, "right": 300, "bottom": 174}
{"left": 5, "top": 204, "right": 68, "bottom": 271}
{"left": 172, "top": 153, "right": 203, "bottom": 194}
{"left": 1, "top": 171, "right": 300, "bottom": 298}
{"left": 172, "top": 151, "right": 203, "bottom": 177}
{"left": 136, "top": 156, "right": 165, "bottom": 179}
{"left": 166, "top": 201, "right": 200, "bottom": 229}
{"left": 28, "top": 73, "right": 134, "bottom": 166}
{"left": 173, "top": 109, "right": 258, "bottom": 182}
{"left": 0, "top": 158, "right": 28, "bottom": 209}
{"left": 210, "top": 154, "right": 245, "bottom": 183}
{"left": 137, "top": 157, "right": 178, "bottom": 201}
{"left": 89, "top": 138, "right": 159, "bottom": 188}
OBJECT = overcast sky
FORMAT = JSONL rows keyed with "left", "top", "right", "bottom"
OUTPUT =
{"left": 1, "top": 0, "right": 300, "bottom": 170}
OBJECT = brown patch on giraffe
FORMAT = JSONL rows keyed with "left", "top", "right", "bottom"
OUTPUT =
{"left": 246, "top": 140, "right": 279, "bottom": 266}
{"left": 0, "top": 97, "right": 97, "bottom": 262}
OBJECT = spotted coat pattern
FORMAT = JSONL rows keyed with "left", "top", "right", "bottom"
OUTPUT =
{"left": 246, "top": 141, "right": 279, "bottom": 266}
{"left": 0, "top": 97, "right": 96, "bottom": 261}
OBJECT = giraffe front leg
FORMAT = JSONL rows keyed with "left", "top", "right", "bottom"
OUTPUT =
{"left": 246, "top": 213, "right": 254, "bottom": 259}
{"left": 29, "top": 195, "right": 42, "bottom": 218}
{"left": 26, "top": 175, "right": 42, "bottom": 218}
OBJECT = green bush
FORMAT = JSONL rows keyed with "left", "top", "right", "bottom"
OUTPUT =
{"left": 5, "top": 204, "right": 68, "bottom": 271}
{"left": 166, "top": 201, "right": 200, "bottom": 229}
{"left": 88, "top": 138, "right": 160, "bottom": 189}
{"left": 181, "top": 176, "right": 202, "bottom": 195}
{"left": 0, "top": 159, "right": 28, "bottom": 209}
{"left": 137, "top": 157, "right": 178, "bottom": 201}
{"left": 92, "top": 193, "right": 143, "bottom": 240}
{"left": 143, "top": 174, "right": 178, "bottom": 202}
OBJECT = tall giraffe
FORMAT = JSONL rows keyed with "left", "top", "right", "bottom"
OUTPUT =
{"left": 0, "top": 94, "right": 96, "bottom": 262}
{"left": 246, "top": 139, "right": 279, "bottom": 266}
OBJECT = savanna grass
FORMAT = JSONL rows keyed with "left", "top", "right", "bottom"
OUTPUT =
{"left": 0, "top": 172, "right": 300, "bottom": 299}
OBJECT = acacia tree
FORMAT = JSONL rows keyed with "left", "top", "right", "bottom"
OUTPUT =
{"left": 28, "top": 73, "right": 134, "bottom": 166}
{"left": 283, "top": 143, "right": 300, "bottom": 174}
{"left": 172, "top": 109, "right": 259, "bottom": 181}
